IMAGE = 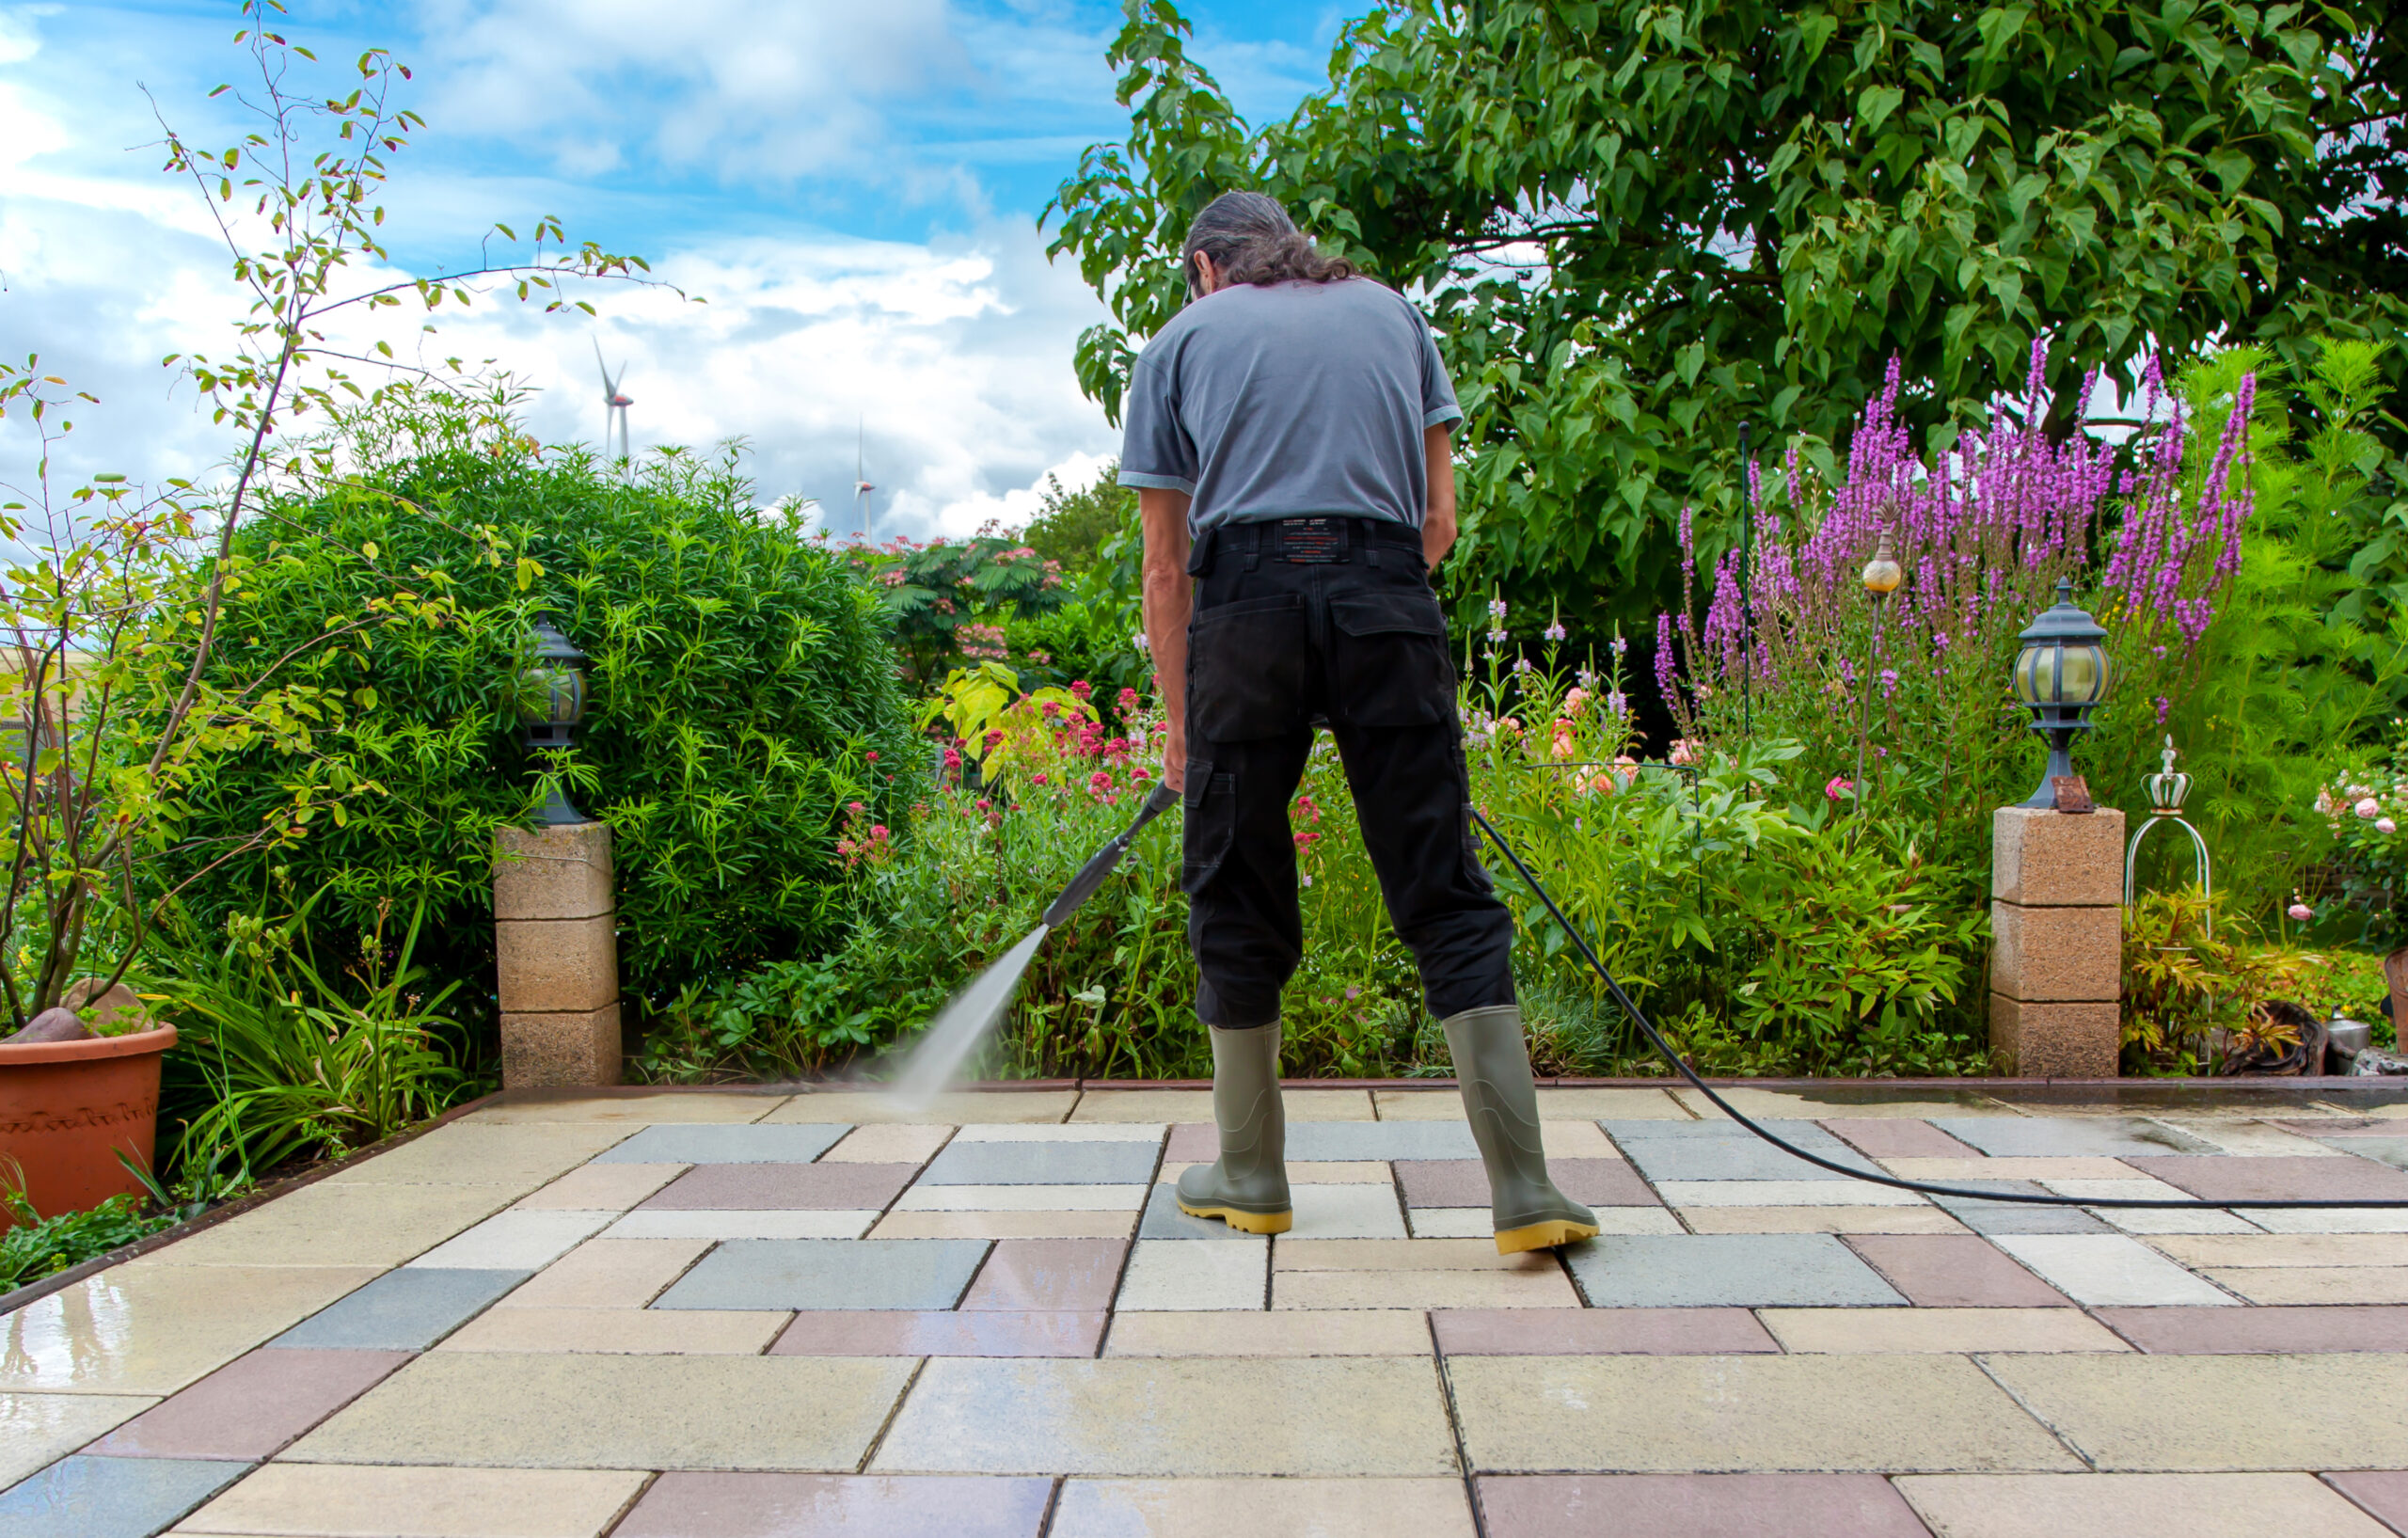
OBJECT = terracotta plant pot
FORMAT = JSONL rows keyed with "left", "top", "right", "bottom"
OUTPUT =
{"left": 0, "top": 1024, "right": 176, "bottom": 1227}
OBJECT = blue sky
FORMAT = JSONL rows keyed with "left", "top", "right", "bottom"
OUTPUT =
{"left": 0, "top": 0, "right": 1349, "bottom": 534}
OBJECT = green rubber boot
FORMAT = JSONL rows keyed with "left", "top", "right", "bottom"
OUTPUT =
{"left": 1444, "top": 1005, "right": 1600, "bottom": 1254}
{"left": 1174, "top": 1023, "right": 1291, "bottom": 1234}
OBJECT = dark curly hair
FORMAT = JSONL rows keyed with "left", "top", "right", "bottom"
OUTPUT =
{"left": 1181, "top": 191, "right": 1356, "bottom": 301}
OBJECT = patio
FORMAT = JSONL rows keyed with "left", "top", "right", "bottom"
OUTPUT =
{"left": 6, "top": 1080, "right": 2408, "bottom": 1537}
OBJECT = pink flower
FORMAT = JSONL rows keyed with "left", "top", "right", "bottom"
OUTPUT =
{"left": 2379, "top": 818, "right": 2399, "bottom": 835}
{"left": 2358, "top": 798, "right": 2383, "bottom": 819}
{"left": 1118, "top": 687, "right": 1140, "bottom": 711}
{"left": 2289, "top": 902, "right": 2314, "bottom": 922}
{"left": 941, "top": 744, "right": 962, "bottom": 770}
{"left": 1069, "top": 679, "right": 1093, "bottom": 700}
{"left": 869, "top": 824, "right": 889, "bottom": 841}
{"left": 1826, "top": 775, "right": 1856, "bottom": 801}
{"left": 1668, "top": 738, "right": 1697, "bottom": 767}
{"left": 1032, "top": 773, "right": 1048, "bottom": 786}
{"left": 865, "top": 752, "right": 879, "bottom": 763}
{"left": 848, "top": 801, "right": 864, "bottom": 814}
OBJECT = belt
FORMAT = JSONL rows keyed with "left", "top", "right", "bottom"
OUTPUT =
{"left": 1190, "top": 516, "right": 1422, "bottom": 574}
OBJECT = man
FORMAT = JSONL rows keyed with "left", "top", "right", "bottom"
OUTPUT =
{"left": 1119, "top": 191, "right": 1598, "bottom": 1255}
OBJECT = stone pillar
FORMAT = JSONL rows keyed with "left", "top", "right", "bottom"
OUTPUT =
{"left": 1989, "top": 805, "right": 2125, "bottom": 1077}
{"left": 494, "top": 822, "right": 621, "bottom": 1087}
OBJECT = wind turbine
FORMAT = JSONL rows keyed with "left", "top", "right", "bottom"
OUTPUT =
{"left": 593, "top": 340, "right": 633, "bottom": 462}
{"left": 853, "top": 419, "right": 876, "bottom": 544}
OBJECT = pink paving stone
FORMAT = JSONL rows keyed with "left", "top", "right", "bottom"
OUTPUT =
{"left": 768, "top": 1310, "right": 1107, "bottom": 1357}
{"left": 1821, "top": 1118, "right": 1984, "bottom": 1160}
{"left": 638, "top": 1162, "right": 919, "bottom": 1211}
{"left": 957, "top": 1239, "right": 1129, "bottom": 1312}
{"left": 2095, "top": 1305, "right": 2408, "bottom": 1355}
{"left": 614, "top": 1472, "right": 1054, "bottom": 1538}
{"left": 1164, "top": 1123, "right": 1217, "bottom": 1162}
{"left": 1842, "top": 1234, "right": 2073, "bottom": 1308}
{"left": 2326, "top": 1471, "right": 2408, "bottom": 1533}
{"left": 1475, "top": 1473, "right": 1932, "bottom": 1536}
{"left": 2125, "top": 1154, "right": 2408, "bottom": 1203}
{"left": 86, "top": 1347, "right": 412, "bottom": 1460}
{"left": 1432, "top": 1308, "right": 1779, "bottom": 1356}
{"left": 1398, "top": 1159, "right": 1660, "bottom": 1209}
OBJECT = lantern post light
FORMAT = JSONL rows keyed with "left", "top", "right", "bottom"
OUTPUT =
{"left": 2010, "top": 579, "right": 2111, "bottom": 810}
{"left": 1854, "top": 528, "right": 1904, "bottom": 802}
{"left": 523, "top": 613, "right": 591, "bottom": 826}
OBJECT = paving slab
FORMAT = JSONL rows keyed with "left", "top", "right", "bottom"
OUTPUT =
{"left": 465, "top": 1092, "right": 783, "bottom": 1124}
{"left": 653, "top": 1238, "right": 990, "bottom": 1311}
{"left": 499, "top": 1237, "right": 710, "bottom": 1309}
{"left": 1274, "top": 1268, "right": 1578, "bottom": 1309}
{"left": 2202, "top": 1265, "right": 2408, "bottom": 1305}
{"left": 2237, "top": 1207, "right": 2408, "bottom": 1233}
{"left": 2126, "top": 1154, "right": 2408, "bottom": 1203}
{"left": 871, "top": 1210, "right": 1136, "bottom": 1240}
{"left": 1675, "top": 1086, "right": 2012, "bottom": 1120}
{"left": 1409, "top": 1206, "right": 1684, "bottom": 1238}
{"left": 769, "top": 1310, "right": 1108, "bottom": 1357}
{"left": 604, "top": 1210, "right": 879, "bottom": 1241}
{"left": 2096, "top": 1304, "right": 2408, "bottom": 1355}
{"left": 1104, "top": 1310, "right": 1432, "bottom": 1356}
{"left": 1136, "top": 1184, "right": 1279, "bottom": 1240}
{"left": 894, "top": 1184, "right": 1147, "bottom": 1213}
{"left": 953, "top": 1123, "right": 1166, "bottom": 1142}
{"left": 1988, "top": 1235, "right": 2237, "bottom": 1308}
{"left": 2092, "top": 1205, "right": 2264, "bottom": 1235}
{"left": 2317, "top": 1137, "right": 2408, "bottom": 1171}
{"left": 820, "top": 1123, "right": 954, "bottom": 1164}
{"left": 1158, "top": 1160, "right": 1394, "bottom": 1184}
{"left": 1843, "top": 1234, "right": 2073, "bottom": 1308}
{"left": 174, "top": 1463, "right": 650, "bottom": 1536}
{"left": 1894, "top": 1471, "right": 2391, "bottom": 1538}
{"left": 407, "top": 1210, "right": 614, "bottom": 1271}
{"left": 1613, "top": 1130, "right": 1880, "bottom": 1183}
{"left": 1396, "top": 1159, "right": 1656, "bottom": 1209}
{"left": 510, "top": 1163, "right": 684, "bottom": 1212}
{"left": 958, "top": 1238, "right": 1128, "bottom": 1311}
{"left": 638, "top": 1163, "right": 919, "bottom": 1211}
{"left": 870, "top": 1357, "right": 1460, "bottom": 1475}
{"left": 1929, "top": 1183, "right": 2115, "bottom": 1234}
{"left": 1283, "top": 1122, "right": 1481, "bottom": 1161}
{"left": 1430, "top": 1308, "right": 1777, "bottom": 1356}
{"left": 272, "top": 1267, "right": 531, "bottom": 1351}
{"left": 920, "top": 1140, "right": 1161, "bottom": 1185}
{"left": 317, "top": 1123, "right": 635, "bottom": 1188}
{"left": 594, "top": 1123, "right": 849, "bottom": 1165}
{"left": 2325, "top": 1471, "right": 2408, "bottom": 1534}
{"left": 0, "top": 1394, "right": 156, "bottom": 1487}
{"left": 1757, "top": 1308, "right": 2130, "bottom": 1354}
{"left": 1822, "top": 1118, "right": 1985, "bottom": 1159}
{"left": 1563, "top": 1234, "right": 1907, "bottom": 1308}
{"left": 2273, "top": 1118, "right": 2408, "bottom": 1137}
{"left": 1069, "top": 1089, "right": 1374, "bottom": 1123}
{"left": 435, "top": 1306, "right": 792, "bottom": 1355}
{"left": 1449, "top": 1354, "right": 2082, "bottom": 1473}
{"left": 2149, "top": 1232, "right": 2408, "bottom": 1268}
{"left": 1284, "top": 1183, "right": 1410, "bottom": 1239}
{"left": 1657, "top": 1180, "right": 1927, "bottom": 1207}
{"left": 764, "top": 1091, "right": 1076, "bottom": 1125}
{"left": 613, "top": 1473, "right": 1055, "bottom": 1538}
{"left": 1931, "top": 1117, "right": 2220, "bottom": 1158}
{"left": 1113, "top": 1237, "right": 1267, "bottom": 1310}
{"left": 1275, "top": 1238, "right": 1562, "bottom": 1273}
{"left": 1474, "top": 1471, "right": 1933, "bottom": 1537}
{"left": 1886, "top": 1157, "right": 2146, "bottom": 1182}
{"left": 1051, "top": 1476, "right": 1477, "bottom": 1537}
{"left": 1982, "top": 1352, "right": 2408, "bottom": 1470}
{"left": 2156, "top": 1120, "right": 2349, "bottom": 1157}
{"left": 1676, "top": 1206, "right": 1969, "bottom": 1234}
{"left": 131, "top": 1181, "right": 518, "bottom": 1268}
{"left": 0, "top": 1265, "right": 380, "bottom": 1395}
{"left": 1531, "top": 1087, "right": 1692, "bottom": 1118}
{"left": 284, "top": 1351, "right": 917, "bottom": 1469}
{"left": 0, "top": 1455, "right": 243, "bottom": 1538}
{"left": 88, "top": 1348, "right": 409, "bottom": 1460}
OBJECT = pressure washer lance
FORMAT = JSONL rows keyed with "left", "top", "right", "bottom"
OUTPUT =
{"left": 1466, "top": 804, "right": 2408, "bottom": 1212}
{"left": 888, "top": 784, "right": 1180, "bottom": 1109}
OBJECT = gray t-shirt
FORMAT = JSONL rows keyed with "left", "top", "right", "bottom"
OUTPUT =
{"left": 1117, "top": 277, "right": 1461, "bottom": 533}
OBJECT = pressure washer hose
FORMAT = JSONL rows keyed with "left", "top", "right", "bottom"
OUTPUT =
{"left": 1465, "top": 805, "right": 2408, "bottom": 1212}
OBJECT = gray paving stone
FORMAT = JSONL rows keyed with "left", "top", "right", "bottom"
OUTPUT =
{"left": 920, "top": 1140, "right": 1160, "bottom": 1186}
{"left": 594, "top": 1124, "right": 850, "bottom": 1164}
{"left": 1599, "top": 1119, "right": 1751, "bottom": 1142}
{"left": 1563, "top": 1234, "right": 1908, "bottom": 1308}
{"left": 271, "top": 1268, "right": 531, "bottom": 1350}
{"left": 1930, "top": 1116, "right": 2219, "bottom": 1158}
{"left": 2315, "top": 1137, "right": 2408, "bottom": 1171}
{"left": 0, "top": 1455, "right": 243, "bottom": 1538}
{"left": 1283, "top": 1122, "right": 1481, "bottom": 1161}
{"left": 654, "top": 1239, "right": 990, "bottom": 1310}
{"left": 1614, "top": 1127, "right": 1879, "bottom": 1182}
{"left": 1927, "top": 1181, "right": 2115, "bottom": 1234}
{"left": 1137, "top": 1184, "right": 1270, "bottom": 1240}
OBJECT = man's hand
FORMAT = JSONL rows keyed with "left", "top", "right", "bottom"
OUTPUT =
{"left": 1140, "top": 487, "right": 1194, "bottom": 793}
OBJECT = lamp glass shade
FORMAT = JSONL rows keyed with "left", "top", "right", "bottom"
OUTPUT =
{"left": 2013, "top": 637, "right": 2110, "bottom": 707}
{"left": 528, "top": 665, "right": 587, "bottom": 728}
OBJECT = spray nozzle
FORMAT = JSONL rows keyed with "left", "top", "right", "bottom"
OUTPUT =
{"left": 1040, "top": 782, "right": 1180, "bottom": 928}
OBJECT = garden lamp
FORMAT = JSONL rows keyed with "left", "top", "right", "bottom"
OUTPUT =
{"left": 2010, "top": 578, "right": 2110, "bottom": 809}
{"left": 522, "top": 612, "right": 592, "bottom": 826}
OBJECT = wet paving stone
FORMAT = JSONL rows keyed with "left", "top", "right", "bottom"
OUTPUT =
{"left": 1931, "top": 1117, "right": 2220, "bottom": 1159}
{"left": 614, "top": 1472, "right": 1056, "bottom": 1538}
{"left": 271, "top": 1268, "right": 531, "bottom": 1351}
{"left": 920, "top": 1140, "right": 1161, "bottom": 1186}
{"left": 1474, "top": 1471, "right": 1933, "bottom": 1537}
{"left": 0, "top": 1455, "right": 244, "bottom": 1538}
{"left": 1613, "top": 1129, "right": 1880, "bottom": 1183}
{"left": 87, "top": 1347, "right": 411, "bottom": 1460}
{"left": 770, "top": 1311, "right": 1109, "bottom": 1357}
{"left": 958, "top": 1239, "right": 1129, "bottom": 1312}
{"left": 1396, "top": 1159, "right": 1658, "bottom": 1209}
{"left": 2096, "top": 1305, "right": 2408, "bottom": 1354}
{"left": 653, "top": 1238, "right": 990, "bottom": 1311}
{"left": 594, "top": 1123, "right": 851, "bottom": 1164}
{"left": 2124, "top": 1154, "right": 2408, "bottom": 1204}
{"left": 1928, "top": 1181, "right": 2116, "bottom": 1234}
{"left": 1431, "top": 1308, "right": 1779, "bottom": 1356}
{"left": 1841, "top": 1234, "right": 2073, "bottom": 1308}
{"left": 639, "top": 1163, "right": 919, "bottom": 1212}
{"left": 1283, "top": 1122, "right": 1481, "bottom": 1161}
{"left": 1819, "top": 1118, "right": 1985, "bottom": 1160}
{"left": 1563, "top": 1234, "right": 1907, "bottom": 1308}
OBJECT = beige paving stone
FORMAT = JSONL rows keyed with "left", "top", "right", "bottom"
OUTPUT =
{"left": 1541, "top": 1120, "right": 1620, "bottom": 1158}
{"left": 1049, "top": 1476, "right": 1476, "bottom": 1537}
{"left": 175, "top": 1464, "right": 650, "bottom": 1537}
{"left": 134, "top": 1181, "right": 520, "bottom": 1268}
{"left": 511, "top": 1163, "right": 684, "bottom": 1212}
{"left": 1450, "top": 1354, "right": 2083, "bottom": 1473}
{"left": 894, "top": 1183, "right": 1147, "bottom": 1212}
{"left": 1535, "top": 1087, "right": 1691, "bottom": 1119}
{"left": 1275, "top": 1269, "right": 1578, "bottom": 1309}
{"left": 1679, "top": 1206, "right": 1971, "bottom": 1235}
{"left": 320, "top": 1122, "right": 635, "bottom": 1188}
{"left": 766, "top": 1090, "right": 1075, "bottom": 1124}
{"left": 956, "top": 1122, "right": 1164, "bottom": 1142}
{"left": 1984, "top": 1353, "right": 2408, "bottom": 1470}
{"left": 604, "top": 1211, "right": 879, "bottom": 1241}
{"left": 2035, "top": 1177, "right": 2194, "bottom": 1203}
{"left": 1893, "top": 1472, "right": 2392, "bottom": 1538}
{"left": 871, "top": 1209, "right": 1137, "bottom": 1240}
{"left": 465, "top": 1092, "right": 783, "bottom": 1124}
{"left": 2149, "top": 1233, "right": 2408, "bottom": 1269}
{"left": 2200, "top": 1266, "right": 2408, "bottom": 1305}
{"left": 0, "top": 1264, "right": 379, "bottom": 1395}
{"left": 1275, "top": 1239, "right": 1563, "bottom": 1273}
{"left": 1408, "top": 1207, "right": 1684, "bottom": 1238}
{"left": 1884, "top": 1158, "right": 2142, "bottom": 1181}
{"left": 499, "top": 1237, "right": 710, "bottom": 1308}
{"left": 2148, "top": 1119, "right": 2349, "bottom": 1157}
{"left": 1659, "top": 1180, "right": 1929, "bottom": 1208}
{"left": 1671, "top": 1087, "right": 2014, "bottom": 1120}
{"left": 1103, "top": 1310, "right": 1433, "bottom": 1357}
{"left": 2096, "top": 1206, "right": 2263, "bottom": 1236}
{"left": 2241, "top": 1209, "right": 2408, "bottom": 1234}
{"left": 1368, "top": 1089, "right": 1464, "bottom": 1120}
{"left": 1116, "top": 1238, "right": 1268, "bottom": 1311}
{"left": 285, "top": 1351, "right": 916, "bottom": 1469}
{"left": 0, "top": 1391, "right": 156, "bottom": 1484}
{"left": 1160, "top": 1161, "right": 1392, "bottom": 1183}
{"left": 871, "top": 1357, "right": 1460, "bottom": 1475}
{"left": 1067, "top": 1090, "right": 1214, "bottom": 1122}
{"left": 436, "top": 1306, "right": 791, "bottom": 1355}
{"left": 1758, "top": 1308, "right": 2133, "bottom": 1355}
{"left": 820, "top": 1122, "right": 954, "bottom": 1163}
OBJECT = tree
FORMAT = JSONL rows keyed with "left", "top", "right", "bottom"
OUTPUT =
{"left": 1046, "top": 0, "right": 2408, "bottom": 637}
{"left": 1022, "top": 461, "right": 1136, "bottom": 574}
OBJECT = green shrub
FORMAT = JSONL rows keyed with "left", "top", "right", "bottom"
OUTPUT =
{"left": 0, "top": 1192, "right": 175, "bottom": 1292}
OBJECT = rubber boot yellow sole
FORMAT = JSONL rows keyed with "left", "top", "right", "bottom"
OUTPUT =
{"left": 1494, "top": 1216, "right": 1601, "bottom": 1255}
{"left": 1174, "top": 1198, "right": 1292, "bottom": 1234}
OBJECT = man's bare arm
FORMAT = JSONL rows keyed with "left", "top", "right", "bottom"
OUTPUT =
{"left": 1140, "top": 487, "right": 1194, "bottom": 793}
{"left": 1423, "top": 421, "right": 1458, "bottom": 567}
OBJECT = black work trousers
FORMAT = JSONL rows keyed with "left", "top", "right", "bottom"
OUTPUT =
{"left": 1180, "top": 516, "right": 1515, "bottom": 1028}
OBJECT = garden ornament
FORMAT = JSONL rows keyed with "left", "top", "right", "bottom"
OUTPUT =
{"left": 2010, "top": 579, "right": 2110, "bottom": 808}
{"left": 2124, "top": 737, "right": 2211, "bottom": 912}
{"left": 521, "top": 614, "right": 591, "bottom": 826}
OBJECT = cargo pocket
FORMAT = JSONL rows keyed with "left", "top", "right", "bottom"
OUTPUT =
{"left": 1188, "top": 595, "right": 1308, "bottom": 741}
{"left": 1330, "top": 588, "right": 1453, "bottom": 727}
{"left": 1180, "top": 762, "right": 1238, "bottom": 896}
